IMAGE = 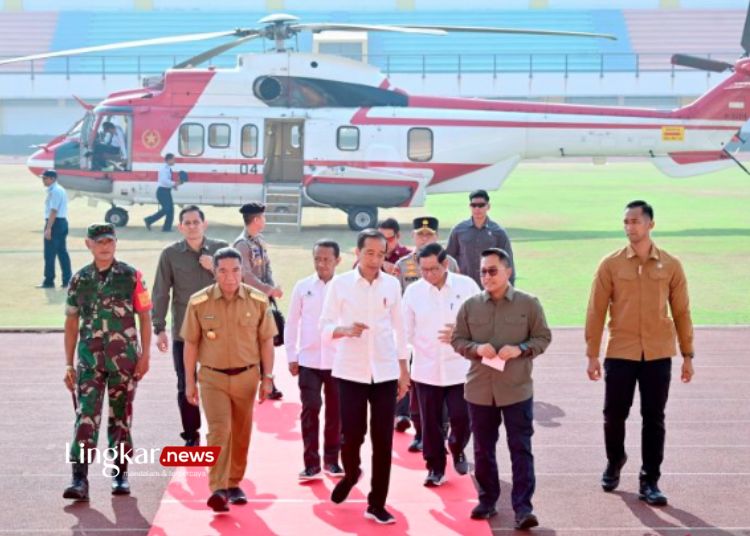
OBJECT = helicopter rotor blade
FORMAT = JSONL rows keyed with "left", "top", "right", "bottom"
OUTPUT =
{"left": 0, "top": 29, "right": 251, "bottom": 66}
{"left": 173, "top": 33, "right": 261, "bottom": 69}
{"left": 671, "top": 53, "right": 733, "bottom": 73}
{"left": 398, "top": 24, "right": 617, "bottom": 40}
{"left": 292, "top": 23, "right": 446, "bottom": 36}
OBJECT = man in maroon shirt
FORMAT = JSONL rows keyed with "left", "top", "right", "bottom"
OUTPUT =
{"left": 378, "top": 218, "right": 411, "bottom": 275}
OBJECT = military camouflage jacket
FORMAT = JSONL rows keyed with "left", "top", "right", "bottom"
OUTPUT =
{"left": 233, "top": 231, "right": 275, "bottom": 295}
{"left": 66, "top": 260, "right": 151, "bottom": 363}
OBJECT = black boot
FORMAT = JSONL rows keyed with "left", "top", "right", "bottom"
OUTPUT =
{"left": 63, "top": 463, "right": 89, "bottom": 501}
{"left": 112, "top": 462, "right": 131, "bottom": 495}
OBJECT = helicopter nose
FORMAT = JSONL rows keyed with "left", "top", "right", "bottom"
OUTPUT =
{"left": 27, "top": 148, "right": 53, "bottom": 178}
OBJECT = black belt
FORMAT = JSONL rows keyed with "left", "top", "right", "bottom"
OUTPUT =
{"left": 204, "top": 364, "right": 254, "bottom": 376}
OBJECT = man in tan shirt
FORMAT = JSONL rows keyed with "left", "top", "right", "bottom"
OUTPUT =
{"left": 585, "top": 200, "right": 694, "bottom": 507}
{"left": 181, "top": 247, "right": 277, "bottom": 512}
{"left": 452, "top": 248, "right": 551, "bottom": 530}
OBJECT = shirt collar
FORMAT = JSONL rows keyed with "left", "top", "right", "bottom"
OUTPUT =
{"left": 471, "top": 216, "right": 491, "bottom": 229}
{"left": 355, "top": 267, "right": 381, "bottom": 285}
{"left": 625, "top": 243, "right": 660, "bottom": 260}
{"left": 178, "top": 238, "right": 208, "bottom": 253}
{"left": 211, "top": 283, "right": 245, "bottom": 300}
{"left": 480, "top": 284, "right": 514, "bottom": 302}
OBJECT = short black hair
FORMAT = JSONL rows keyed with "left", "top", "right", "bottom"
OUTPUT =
{"left": 102, "top": 121, "right": 115, "bottom": 129}
{"left": 481, "top": 247, "right": 512, "bottom": 268}
{"left": 179, "top": 204, "right": 205, "bottom": 223}
{"left": 213, "top": 247, "right": 242, "bottom": 267}
{"left": 356, "top": 228, "right": 386, "bottom": 250}
{"left": 377, "top": 217, "right": 400, "bottom": 234}
{"left": 165, "top": 153, "right": 175, "bottom": 161}
{"left": 469, "top": 189, "right": 490, "bottom": 202}
{"left": 625, "top": 200, "right": 654, "bottom": 220}
{"left": 42, "top": 169, "right": 57, "bottom": 180}
{"left": 314, "top": 239, "right": 340, "bottom": 258}
{"left": 417, "top": 242, "right": 447, "bottom": 263}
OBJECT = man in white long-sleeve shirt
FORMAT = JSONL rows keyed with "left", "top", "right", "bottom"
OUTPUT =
{"left": 319, "top": 228, "right": 410, "bottom": 525}
{"left": 402, "top": 243, "right": 480, "bottom": 488}
{"left": 285, "top": 239, "right": 344, "bottom": 481}
{"left": 144, "top": 153, "right": 177, "bottom": 232}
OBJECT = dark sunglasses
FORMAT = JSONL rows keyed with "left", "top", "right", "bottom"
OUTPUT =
{"left": 470, "top": 202, "right": 487, "bottom": 208}
{"left": 480, "top": 267, "right": 500, "bottom": 277}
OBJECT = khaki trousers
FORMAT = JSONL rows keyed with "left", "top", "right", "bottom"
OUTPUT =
{"left": 198, "top": 365, "right": 259, "bottom": 492}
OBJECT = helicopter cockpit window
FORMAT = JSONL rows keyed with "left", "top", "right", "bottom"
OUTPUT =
{"left": 337, "top": 126, "right": 359, "bottom": 151}
{"left": 91, "top": 115, "right": 130, "bottom": 171}
{"left": 241, "top": 124, "right": 258, "bottom": 157}
{"left": 179, "top": 123, "right": 204, "bottom": 157}
{"left": 208, "top": 123, "right": 231, "bottom": 148}
{"left": 408, "top": 128, "right": 433, "bottom": 162}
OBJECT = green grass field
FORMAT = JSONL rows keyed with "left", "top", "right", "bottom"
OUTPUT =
{"left": 1, "top": 161, "right": 748, "bottom": 328}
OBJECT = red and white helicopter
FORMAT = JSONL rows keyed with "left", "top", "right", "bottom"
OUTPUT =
{"left": 2, "top": 13, "right": 749, "bottom": 230}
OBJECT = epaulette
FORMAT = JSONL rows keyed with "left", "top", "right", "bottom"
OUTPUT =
{"left": 249, "top": 288, "right": 268, "bottom": 303}
{"left": 189, "top": 290, "right": 209, "bottom": 306}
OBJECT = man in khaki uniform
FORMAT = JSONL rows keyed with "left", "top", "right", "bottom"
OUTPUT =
{"left": 181, "top": 247, "right": 277, "bottom": 512}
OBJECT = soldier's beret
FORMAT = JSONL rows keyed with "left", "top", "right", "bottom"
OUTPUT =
{"left": 239, "top": 202, "right": 266, "bottom": 216}
{"left": 413, "top": 216, "right": 439, "bottom": 234}
{"left": 87, "top": 223, "right": 116, "bottom": 242}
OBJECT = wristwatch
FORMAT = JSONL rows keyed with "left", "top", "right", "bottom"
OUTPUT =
{"left": 682, "top": 353, "right": 694, "bottom": 359}
{"left": 263, "top": 373, "right": 275, "bottom": 380}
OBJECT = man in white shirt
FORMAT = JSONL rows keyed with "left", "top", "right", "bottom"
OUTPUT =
{"left": 285, "top": 239, "right": 344, "bottom": 480}
{"left": 319, "top": 229, "right": 410, "bottom": 525}
{"left": 144, "top": 153, "right": 178, "bottom": 232}
{"left": 38, "top": 169, "right": 72, "bottom": 289}
{"left": 402, "top": 243, "right": 480, "bottom": 487}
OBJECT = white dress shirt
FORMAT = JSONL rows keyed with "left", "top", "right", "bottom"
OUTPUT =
{"left": 105, "top": 126, "right": 128, "bottom": 158}
{"left": 157, "top": 163, "right": 175, "bottom": 188}
{"left": 320, "top": 269, "right": 408, "bottom": 384}
{"left": 284, "top": 273, "right": 335, "bottom": 370}
{"left": 402, "top": 272, "right": 481, "bottom": 386}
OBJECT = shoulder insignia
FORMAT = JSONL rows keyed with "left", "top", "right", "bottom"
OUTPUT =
{"left": 189, "top": 293, "right": 209, "bottom": 306}
{"left": 249, "top": 289, "right": 268, "bottom": 303}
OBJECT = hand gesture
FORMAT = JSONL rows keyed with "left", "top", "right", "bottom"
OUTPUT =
{"left": 437, "top": 323, "right": 455, "bottom": 344}
{"left": 198, "top": 254, "right": 214, "bottom": 272}
{"left": 477, "top": 343, "right": 496, "bottom": 360}
{"left": 497, "top": 345, "right": 522, "bottom": 361}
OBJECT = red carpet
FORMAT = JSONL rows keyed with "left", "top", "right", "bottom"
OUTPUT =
{"left": 148, "top": 348, "right": 489, "bottom": 536}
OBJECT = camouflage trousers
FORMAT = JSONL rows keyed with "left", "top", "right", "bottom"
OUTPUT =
{"left": 69, "top": 360, "right": 136, "bottom": 463}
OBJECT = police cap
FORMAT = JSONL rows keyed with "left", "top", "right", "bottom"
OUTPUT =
{"left": 239, "top": 202, "right": 266, "bottom": 216}
{"left": 87, "top": 223, "right": 116, "bottom": 242}
{"left": 413, "top": 216, "right": 439, "bottom": 234}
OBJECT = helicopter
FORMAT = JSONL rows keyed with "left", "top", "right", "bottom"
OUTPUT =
{"left": 1, "top": 12, "right": 748, "bottom": 230}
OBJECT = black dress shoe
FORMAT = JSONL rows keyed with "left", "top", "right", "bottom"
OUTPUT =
{"left": 639, "top": 481, "right": 668, "bottom": 506}
{"left": 111, "top": 464, "right": 130, "bottom": 495}
{"left": 331, "top": 469, "right": 361, "bottom": 504}
{"left": 395, "top": 416, "right": 411, "bottom": 432}
{"left": 63, "top": 463, "right": 89, "bottom": 501}
{"left": 470, "top": 503, "right": 498, "bottom": 520}
{"left": 227, "top": 487, "right": 247, "bottom": 505}
{"left": 268, "top": 385, "right": 283, "bottom": 400}
{"left": 184, "top": 435, "right": 200, "bottom": 447}
{"left": 601, "top": 453, "right": 627, "bottom": 492}
{"left": 453, "top": 452, "right": 469, "bottom": 475}
{"left": 423, "top": 470, "right": 446, "bottom": 487}
{"left": 364, "top": 505, "right": 396, "bottom": 524}
{"left": 515, "top": 512, "right": 539, "bottom": 530}
{"left": 408, "top": 438, "right": 423, "bottom": 453}
{"left": 207, "top": 489, "right": 230, "bottom": 512}
{"left": 143, "top": 218, "right": 152, "bottom": 231}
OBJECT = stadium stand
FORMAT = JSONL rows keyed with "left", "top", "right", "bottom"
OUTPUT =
{"left": 0, "top": 12, "right": 57, "bottom": 72}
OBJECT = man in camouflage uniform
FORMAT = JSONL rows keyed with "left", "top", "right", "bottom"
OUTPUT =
{"left": 62, "top": 223, "right": 152, "bottom": 501}
{"left": 234, "top": 202, "right": 283, "bottom": 399}
{"left": 394, "top": 217, "right": 460, "bottom": 452}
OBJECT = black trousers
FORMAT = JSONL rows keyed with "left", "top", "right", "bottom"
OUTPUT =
{"left": 299, "top": 366, "right": 340, "bottom": 470}
{"left": 468, "top": 397, "right": 535, "bottom": 515}
{"left": 43, "top": 218, "right": 71, "bottom": 286}
{"left": 338, "top": 378, "right": 397, "bottom": 509}
{"left": 604, "top": 357, "right": 672, "bottom": 483}
{"left": 145, "top": 187, "right": 174, "bottom": 231}
{"left": 173, "top": 341, "right": 201, "bottom": 441}
{"left": 415, "top": 381, "right": 470, "bottom": 474}
{"left": 395, "top": 383, "right": 422, "bottom": 438}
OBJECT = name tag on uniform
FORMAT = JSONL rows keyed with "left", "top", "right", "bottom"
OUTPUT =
{"left": 203, "top": 314, "right": 216, "bottom": 320}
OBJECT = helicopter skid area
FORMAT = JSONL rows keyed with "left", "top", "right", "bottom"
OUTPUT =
{"left": 2, "top": 328, "right": 748, "bottom": 535}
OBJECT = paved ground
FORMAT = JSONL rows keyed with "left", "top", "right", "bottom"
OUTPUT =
{"left": 0, "top": 328, "right": 748, "bottom": 535}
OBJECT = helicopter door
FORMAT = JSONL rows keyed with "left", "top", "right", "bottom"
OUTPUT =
{"left": 263, "top": 119, "right": 304, "bottom": 184}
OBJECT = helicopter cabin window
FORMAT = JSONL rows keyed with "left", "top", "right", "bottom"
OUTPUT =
{"left": 179, "top": 123, "right": 204, "bottom": 157}
{"left": 241, "top": 124, "right": 258, "bottom": 157}
{"left": 290, "top": 124, "right": 301, "bottom": 149}
{"left": 208, "top": 123, "right": 231, "bottom": 148}
{"left": 337, "top": 126, "right": 359, "bottom": 151}
{"left": 408, "top": 128, "right": 433, "bottom": 162}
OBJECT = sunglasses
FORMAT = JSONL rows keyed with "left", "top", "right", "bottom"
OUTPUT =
{"left": 480, "top": 267, "right": 501, "bottom": 277}
{"left": 470, "top": 202, "right": 487, "bottom": 209}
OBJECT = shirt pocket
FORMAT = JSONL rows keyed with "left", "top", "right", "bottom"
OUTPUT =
{"left": 201, "top": 317, "right": 222, "bottom": 340}
{"left": 648, "top": 268, "right": 670, "bottom": 312}
{"left": 467, "top": 316, "right": 491, "bottom": 339}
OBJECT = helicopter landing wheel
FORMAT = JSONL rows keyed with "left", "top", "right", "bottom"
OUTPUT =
{"left": 105, "top": 206, "right": 129, "bottom": 227}
{"left": 346, "top": 206, "right": 378, "bottom": 231}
